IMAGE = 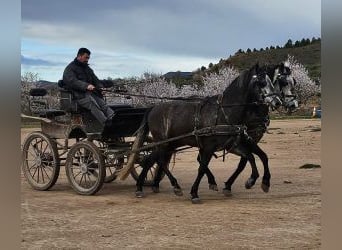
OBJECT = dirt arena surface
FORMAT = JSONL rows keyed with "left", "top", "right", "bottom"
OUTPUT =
{"left": 21, "top": 119, "right": 321, "bottom": 249}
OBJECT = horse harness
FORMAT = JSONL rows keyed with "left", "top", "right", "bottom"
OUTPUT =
{"left": 193, "top": 94, "right": 266, "bottom": 154}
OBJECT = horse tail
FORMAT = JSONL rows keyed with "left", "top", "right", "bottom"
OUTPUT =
{"left": 119, "top": 107, "right": 153, "bottom": 180}
{"left": 136, "top": 107, "right": 153, "bottom": 141}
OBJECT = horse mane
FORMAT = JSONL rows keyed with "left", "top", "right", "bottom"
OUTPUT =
{"left": 222, "top": 64, "right": 258, "bottom": 96}
{"left": 263, "top": 63, "right": 292, "bottom": 84}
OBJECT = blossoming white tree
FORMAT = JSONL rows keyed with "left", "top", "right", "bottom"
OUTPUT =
{"left": 125, "top": 56, "right": 320, "bottom": 108}
{"left": 21, "top": 55, "right": 320, "bottom": 112}
{"left": 200, "top": 66, "right": 239, "bottom": 96}
{"left": 285, "top": 55, "right": 320, "bottom": 105}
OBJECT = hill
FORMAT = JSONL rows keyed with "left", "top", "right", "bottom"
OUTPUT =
{"left": 195, "top": 40, "right": 321, "bottom": 82}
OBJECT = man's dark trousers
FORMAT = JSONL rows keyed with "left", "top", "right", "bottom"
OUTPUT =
{"left": 77, "top": 92, "right": 114, "bottom": 127}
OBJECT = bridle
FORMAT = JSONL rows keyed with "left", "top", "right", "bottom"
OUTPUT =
{"left": 273, "top": 67, "right": 297, "bottom": 103}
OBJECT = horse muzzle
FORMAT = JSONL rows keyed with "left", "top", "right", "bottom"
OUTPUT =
{"left": 285, "top": 99, "right": 299, "bottom": 111}
{"left": 265, "top": 96, "right": 282, "bottom": 109}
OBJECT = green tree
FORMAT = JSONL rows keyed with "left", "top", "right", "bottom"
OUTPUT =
{"left": 284, "top": 39, "right": 293, "bottom": 48}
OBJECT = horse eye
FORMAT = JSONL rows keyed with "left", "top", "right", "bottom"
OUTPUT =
{"left": 258, "top": 80, "right": 267, "bottom": 87}
{"left": 281, "top": 81, "right": 288, "bottom": 87}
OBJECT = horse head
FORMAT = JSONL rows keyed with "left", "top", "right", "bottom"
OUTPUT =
{"left": 248, "top": 63, "right": 282, "bottom": 109}
{"left": 272, "top": 62, "right": 299, "bottom": 112}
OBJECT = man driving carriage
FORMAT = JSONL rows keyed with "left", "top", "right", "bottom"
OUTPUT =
{"left": 63, "top": 47, "right": 114, "bottom": 128}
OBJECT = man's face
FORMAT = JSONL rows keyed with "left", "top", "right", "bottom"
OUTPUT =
{"left": 77, "top": 53, "right": 90, "bottom": 64}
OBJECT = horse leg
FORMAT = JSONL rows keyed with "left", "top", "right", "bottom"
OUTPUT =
{"left": 244, "top": 152, "right": 259, "bottom": 189}
{"left": 197, "top": 154, "right": 218, "bottom": 191}
{"left": 251, "top": 144, "right": 271, "bottom": 192}
{"left": 163, "top": 166, "right": 183, "bottom": 196}
{"left": 190, "top": 150, "right": 213, "bottom": 204}
{"left": 162, "top": 154, "right": 183, "bottom": 196}
{"left": 135, "top": 150, "right": 159, "bottom": 198}
{"left": 230, "top": 143, "right": 260, "bottom": 190}
{"left": 223, "top": 157, "right": 248, "bottom": 196}
{"left": 152, "top": 152, "right": 183, "bottom": 196}
{"left": 151, "top": 163, "right": 163, "bottom": 193}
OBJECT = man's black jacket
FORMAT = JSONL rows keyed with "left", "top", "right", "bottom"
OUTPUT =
{"left": 63, "top": 58, "right": 104, "bottom": 99}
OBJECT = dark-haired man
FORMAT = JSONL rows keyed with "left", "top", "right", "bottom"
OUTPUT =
{"left": 63, "top": 48, "right": 114, "bottom": 128}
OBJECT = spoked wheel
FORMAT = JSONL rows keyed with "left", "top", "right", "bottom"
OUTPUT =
{"left": 104, "top": 155, "right": 125, "bottom": 183}
{"left": 92, "top": 139, "right": 126, "bottom": 183}
{"left": 65, "top": 141, "right": 105, "bottom": 195}
{"left": 130, "top": 149, "right": 168, "bottom": 186}
{"left": 21, "top": 132, "right": 60, "bottom": 191}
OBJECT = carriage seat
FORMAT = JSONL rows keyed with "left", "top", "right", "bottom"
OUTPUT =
{"left": 29, "top": 88, "right": 66, "bottom": 118}
{"left": 58, "top": 80, "right": 133, "bottom": 114}
{"left": 58, "top": 80, "right": 81, "bottom": 113}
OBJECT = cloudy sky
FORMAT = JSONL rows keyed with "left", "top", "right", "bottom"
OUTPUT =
{"left": 21, "top": 0, "right": 321, "bottom": 82}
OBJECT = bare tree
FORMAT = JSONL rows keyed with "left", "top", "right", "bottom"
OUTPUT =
{"left": 21, "top": 72, "right": 39, "bottom": 114}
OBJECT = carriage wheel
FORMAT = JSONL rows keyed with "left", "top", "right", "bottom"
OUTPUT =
{"left": 92, "top": 139, "right": 125, "bottom": 183}
{"left": 21, "top": 132, "right": 60, "bottom": 191}
{"left": 104, "top": 156, "right": 125, "bottom": 183}
{"left": 65, "top": 141, "right": 105, "bottom": 195}
{"left": 130, "top": 149, "right": 168, "bottom": 186}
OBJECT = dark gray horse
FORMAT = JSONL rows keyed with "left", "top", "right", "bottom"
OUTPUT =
{"left": 221, "top": 63, "right": 298, "bottom": 193}
{"left": 135, "top": 64, "right": 282, "bottom": 203}
{"left": 150, "top": 63, "right": 298, "bottom": 199}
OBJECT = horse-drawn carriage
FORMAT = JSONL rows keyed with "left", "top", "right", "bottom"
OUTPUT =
{"left": 22, "top": 63, "right": 298, "bottom": 202}
{"left": 21, "top": 81, "right": 164, "bottom": 195}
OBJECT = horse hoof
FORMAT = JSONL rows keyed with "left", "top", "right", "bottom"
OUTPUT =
{"left": 152, "top": 186, "right": 160, "bottom": 193}
{"left": 135, "top": 191, "right": 144, "bottom": 198}
{"left": 209, "top": 184, "right": 218, "bottom": 191}
{"left": 223, "top": 188, "right": 232, "bottom": 197}
{"left": 261, "top": 183, "right": 270, "bottom": 193}
{"left": 191, "top": 197, "right": 201, "bottom": 204}
{"left": 245, "top": 178, "right": 256, "bottom": 189}
{"left": 174, "top": 188, "right": 183, "bottom": 196}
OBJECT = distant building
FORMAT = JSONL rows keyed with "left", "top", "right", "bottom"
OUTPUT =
{"left": 163, "top": 72, "right": 193, "bottom": 80}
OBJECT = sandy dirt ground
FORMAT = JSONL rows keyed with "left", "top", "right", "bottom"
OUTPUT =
{"left": 21, "top": 119, "right": 321, "bottom": 249}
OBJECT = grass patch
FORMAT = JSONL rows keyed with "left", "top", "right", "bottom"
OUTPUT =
{"left": 267, "top": 127, "right": 281, "bottom": 130}
{"left": 270, "top": 115, "right": 315, "bottom": 120}
{"left": 299, "top": 164, "right": 321, "bottom": 169}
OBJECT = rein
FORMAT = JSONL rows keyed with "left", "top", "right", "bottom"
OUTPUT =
{"left": 102, "top": 89, "right": 203, "bottom": 102}
{"left": 103, "top": 89, "right": 272, "bottom": 106}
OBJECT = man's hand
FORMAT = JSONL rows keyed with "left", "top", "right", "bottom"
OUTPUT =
{"left": 87, "top": 84, "right": 95, "bottom": 91}
{"left": 99, "top": 87, "right": 106, "bottom": 95}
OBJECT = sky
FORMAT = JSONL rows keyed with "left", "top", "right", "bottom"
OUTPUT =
{"left": 21, "top": 0, "right": 321, "bottom": 82}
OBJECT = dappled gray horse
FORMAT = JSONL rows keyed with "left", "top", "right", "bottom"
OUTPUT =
{"left": 271, "top": 62, "right": 298, "bottom": 112}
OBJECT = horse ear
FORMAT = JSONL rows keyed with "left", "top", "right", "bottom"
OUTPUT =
{"left": 255, "top": 62, "right": 260, "bottom": 72}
